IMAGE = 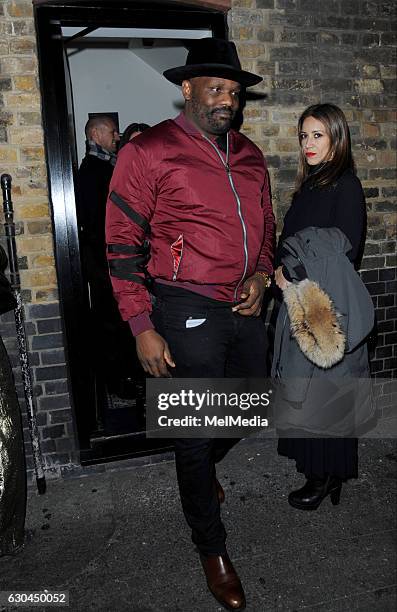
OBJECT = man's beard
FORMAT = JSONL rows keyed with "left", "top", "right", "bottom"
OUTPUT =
{"left": 191, "top": 99, "right": 236, "bottom": 135}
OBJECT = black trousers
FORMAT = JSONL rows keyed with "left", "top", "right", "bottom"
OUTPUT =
{"left": 151, "top": 285, "right": 267, "bottom": 555}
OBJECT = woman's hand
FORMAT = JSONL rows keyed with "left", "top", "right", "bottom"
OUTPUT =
{"left": 275, "top": 266, "right": 291, "bottom": 291}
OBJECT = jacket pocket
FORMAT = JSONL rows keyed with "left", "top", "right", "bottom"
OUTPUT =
{"left": 170, "top": 234, "right": 184, "bottom": 280}
{"left": 164, "top": 309, "right": 208, "bottom": 331}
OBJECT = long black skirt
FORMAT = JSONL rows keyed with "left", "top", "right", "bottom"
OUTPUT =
{"left": 278, "top": 437, "right": 358, "bottom": 480}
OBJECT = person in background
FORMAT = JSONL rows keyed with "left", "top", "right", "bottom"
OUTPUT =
{"left": 119, "top": 122, "right": 150, "bottom": 149}
{"left": 78, "top": 115, "right": 120, "bottom": 265}
{"left": 273, "top": 103, "right": 373, "bottom": 511}
{"left": 106, "top": 38, "right": 275, "bottom": 611}
{"left": 77, "top": 116, "right": 133, "bottom": 396}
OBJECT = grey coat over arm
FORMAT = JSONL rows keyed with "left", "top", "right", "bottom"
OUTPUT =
{"left": 272, "top": 226, "right": 375, "bottom": 437}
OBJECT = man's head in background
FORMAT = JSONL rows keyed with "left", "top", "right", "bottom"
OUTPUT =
{"left": 85, "top": 116, "right": 120, "bottom": 153}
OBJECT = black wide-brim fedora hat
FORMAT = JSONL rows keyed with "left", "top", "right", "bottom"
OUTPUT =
{"left": 163, "top": 38, "right": 262, "bottom": 88}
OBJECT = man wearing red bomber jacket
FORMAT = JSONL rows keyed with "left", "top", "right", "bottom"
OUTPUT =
{"left": 105, "top": 38, "right": 275, "bottom": 611}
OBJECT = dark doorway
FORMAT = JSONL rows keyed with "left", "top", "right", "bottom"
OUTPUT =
{"left": 34, "top": 1, "right": 228, "bottom": 464}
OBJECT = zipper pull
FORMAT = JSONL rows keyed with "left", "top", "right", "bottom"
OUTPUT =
{"left": 225, "top": 163, "right": 231, "bottom": 174}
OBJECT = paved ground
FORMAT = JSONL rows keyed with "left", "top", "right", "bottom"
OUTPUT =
{"left": 0, "top": 436, "right": 396, "bottom": 612}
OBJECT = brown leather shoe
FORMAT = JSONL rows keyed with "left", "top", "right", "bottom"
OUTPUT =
{"left": 215, "top": 478, "right": 225, "bottom": 504}
{"left": 200, "top": 553, "right": 246, "bottom": 611}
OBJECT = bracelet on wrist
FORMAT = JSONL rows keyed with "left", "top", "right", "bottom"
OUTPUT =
{"left": 254, "top": 271, "right": 272, "bottom": 288}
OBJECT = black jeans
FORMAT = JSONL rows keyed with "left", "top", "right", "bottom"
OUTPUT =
{"left": 151, "top": 284, "right": 267, "bottom": 555}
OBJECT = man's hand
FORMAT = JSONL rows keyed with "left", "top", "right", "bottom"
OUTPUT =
{"left": 136, "top": 329, "right": 175, "bottom": 377}
{"left": 232, "top": 274, "right": 266, "bottom": 317}
{"left": 274, "top": 266, "right": 291, "bottom": 291}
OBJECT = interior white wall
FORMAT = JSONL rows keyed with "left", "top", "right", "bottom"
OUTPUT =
{"left": 68, "top": 47, "right": 185, "bottom": 164}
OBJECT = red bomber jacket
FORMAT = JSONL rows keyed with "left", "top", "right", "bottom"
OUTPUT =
{"left": 105, "top": 112, "right": 275, "bottom": 336}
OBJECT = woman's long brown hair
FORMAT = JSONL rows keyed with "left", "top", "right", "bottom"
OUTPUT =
{"left": 295, "top": 103, "right": 355, "bottom": 193}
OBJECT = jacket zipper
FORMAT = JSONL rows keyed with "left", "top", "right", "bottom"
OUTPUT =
{"left": 202, "top": 133, "right": 248, "bottom": 301}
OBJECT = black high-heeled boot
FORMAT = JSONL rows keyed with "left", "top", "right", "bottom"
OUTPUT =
{"left": 288, "top": 475, "right": 342, "bottom": 511}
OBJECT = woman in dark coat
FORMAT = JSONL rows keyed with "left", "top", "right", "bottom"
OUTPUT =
{"left": 273, "top": 103, "right": 371, "bottom": 510}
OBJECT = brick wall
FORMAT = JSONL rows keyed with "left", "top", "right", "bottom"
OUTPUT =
{"left": 230, "top": 0, "right": 397, "bottom": 390}
{"left": 0, "top": 0, "right": 77, "bottom": 480}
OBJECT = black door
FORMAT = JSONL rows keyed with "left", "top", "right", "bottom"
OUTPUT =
{"left": 34, "top": 1, "right": 227, "bottom": 464}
